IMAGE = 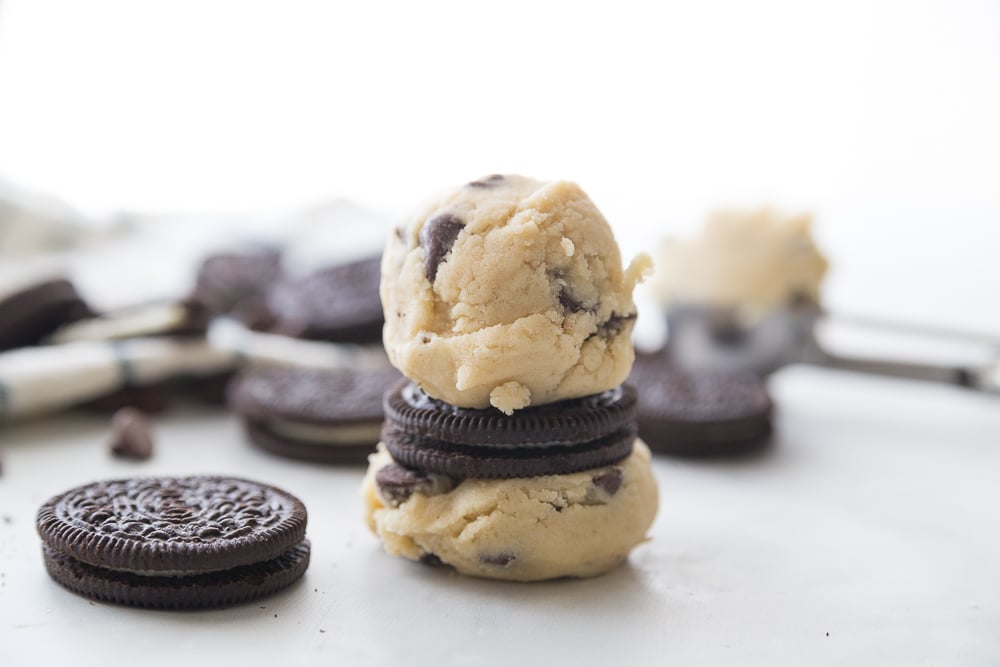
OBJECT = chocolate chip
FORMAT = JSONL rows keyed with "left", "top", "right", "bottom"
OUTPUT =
{"left": 480, "top": 553, "right": 516, "bottom": 567}
{"left": 467, "top": 174, "right": 505, "bottom": 188}
{"left": 374, "top": 463, "right": 457, "bottom": 507}
{"left": 419, "top": 553, "right": 452, "bottom": 569}
{"left": 592, "top": 312, "right": 636, "bottom": 339}
{"left": 419, "top": 214, "right": 465, "bottom": 282}
{"left": 108, "top": 408, "right": 154, "bottom": 460}
{"left": 592, "top": 468, "right": 623, "bottom": 496}
{"left": 558, "top": 285, "right": 587, "bottom": 313}
{"left": 394, "top": 226, "right": 406, "bottom": 241}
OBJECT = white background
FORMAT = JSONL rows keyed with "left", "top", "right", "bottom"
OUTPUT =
{"left": 1, "top": 0, "right": 998, "bottom": 329}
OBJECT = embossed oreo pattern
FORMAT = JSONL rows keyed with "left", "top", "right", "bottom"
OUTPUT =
{"left": 36, "top": 477, "right": 307, "bottom": 573}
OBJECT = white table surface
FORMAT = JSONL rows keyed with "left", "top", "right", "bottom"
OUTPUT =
{"left": 1, "top": 363, "right": 998, "bottom": 666}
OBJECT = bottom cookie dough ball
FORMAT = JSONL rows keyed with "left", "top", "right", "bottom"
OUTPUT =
{"left": 361, "top": 441, "right": 658, "bottom": 581}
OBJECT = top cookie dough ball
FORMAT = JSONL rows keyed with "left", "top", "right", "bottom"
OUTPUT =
{"left": 651, "top": 208, "right": 828, "bottom": 318}
{"left": 382, "top": 174, "right": 651, "bottom": 414}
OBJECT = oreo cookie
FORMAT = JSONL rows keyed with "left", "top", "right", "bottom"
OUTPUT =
{"left": 628, "top": 352, "right": 773, "bottom": 457}
{"left": 381, "top": 380, "right": 638, "bottom": 478}
{"left": 49, "top": 299, "right": 211, "bottom": 344}
{"left": 50, "top": 299, "right": 227, "bottom": 414}
{"left": 0, "top": 279, "right": 92, "bottom": 352}
{"left": 228, "top": 365, "right": 402, "bottom": 464}
{"left": 266, "top": 255, "right": 383, "bottom": 343}
{"left": 36, "top": 476, "right": 310, "bottom": 609}
{"left": 192, "top": 250, "right": 282, "bottom": 325}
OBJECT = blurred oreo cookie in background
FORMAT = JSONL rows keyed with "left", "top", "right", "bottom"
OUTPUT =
{"left": 191, "top": 249, "right": 283, "bottom": 330}
{"left": 628, "top": 350, "right": 774, "bottom": 457}
{"left": 0, "top": 276, "right": 93, "bottom": 352}
{"left": 228, "top": 365, "right": 402, "bottom": 464}
{"left": 265, "top": 255, "right": 384, "bottom": 344}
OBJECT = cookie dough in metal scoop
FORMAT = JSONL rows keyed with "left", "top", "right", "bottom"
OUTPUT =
{"left": 655, "top": 209, "right": 1000, "bottom": 393}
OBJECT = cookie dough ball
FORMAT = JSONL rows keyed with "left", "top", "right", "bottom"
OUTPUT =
{"left": 361, "top": 440, "right": 658, "bottom": 582}
{"left": 381, "top": 174, "right": 651, "bottom": 414}
{"left": 652, "top": 208, "right": 828, "bottom": 317}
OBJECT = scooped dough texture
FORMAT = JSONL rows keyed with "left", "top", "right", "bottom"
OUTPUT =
{"left": 652, "top": 208, "right": 828, "bottom": 317}
{"left": 362, "top": 440, "right": 658, "bottom": 581}
{"left": 381, "top": 175, "right": 650, "bottom": 413}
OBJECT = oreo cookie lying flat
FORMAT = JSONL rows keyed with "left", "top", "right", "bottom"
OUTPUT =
{"left": 36, "top": 476, "right": 310, "bottom": 609}
{"left": 0, "top": 279, "right": 92, "bottom": 351}
{"left": 381, "top": 380, "right": 637, "bottom": 478}
{"left": 628, "top": 352, "right": 773, "bottom": 457}
{"left": 266, "top": 255, "right": 383, "bottom": 343}
{"left": 229, "top": 365, "right": 403, "bottom": 464}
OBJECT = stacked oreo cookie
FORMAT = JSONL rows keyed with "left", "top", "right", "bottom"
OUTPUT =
{"left": 362, "top": 175, "right": 658, "bottom": 581}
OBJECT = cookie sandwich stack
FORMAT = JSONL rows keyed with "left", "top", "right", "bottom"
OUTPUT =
{"left": 362, "top": 174, "right": 658, "bottom": 581}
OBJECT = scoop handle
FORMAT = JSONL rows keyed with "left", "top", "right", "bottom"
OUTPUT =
{"left": 812, "top": 351, "right": 997, "bottom": 394}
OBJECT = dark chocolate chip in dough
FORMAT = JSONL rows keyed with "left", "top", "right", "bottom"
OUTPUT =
{"left": 480, "top": 553, "right": 516, "bottom": 567}
{"left": 558, "top": 285, "right": 588, "bottom": 314}
{"left": 467, "top": 174, "right": 505, "bottom": 188}
{"left": 420, "top": 553, "right": 452, "bottom": 569}
{"left": 592, "top": 468, "right": 623, "bottom": 496}
{"left": 591, "top": 312, "right": 636, "bottom": 340}
{"left": 108, "top": 408, "right": 154, "bottom": 460}
{"left": 420, "top": 214, "right": 465, "bottom": 282}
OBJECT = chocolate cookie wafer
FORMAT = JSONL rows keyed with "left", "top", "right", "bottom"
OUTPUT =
{"left": 0, "top": 278, "right": 92, "bottom": 352}
{"left": 267, "top": 255, "right": 383, "bottom": 343}
{"left": 36, "top": 476, "right": 310, "bottom": 609}
{"left": 192, "top": 250, "right": 282, "bottom": 326}
{"left": 46, "top": 299, "right": 231, "bottom": 413}
{"left": 48, "top": 299, "right": 211, "bottom": 344}
{"left": 628, "top": 351, "right": 773, "bottom": 456}
{"left": 229, "top": 365, "right": 402, "bottom": 464}
{"left": 381, "top": 380, "right": 637, "bottom": 478}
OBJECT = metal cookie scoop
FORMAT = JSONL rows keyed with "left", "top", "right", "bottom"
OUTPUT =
{"left": 665, "top": 301, "right": 1000, "bottom": 394}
